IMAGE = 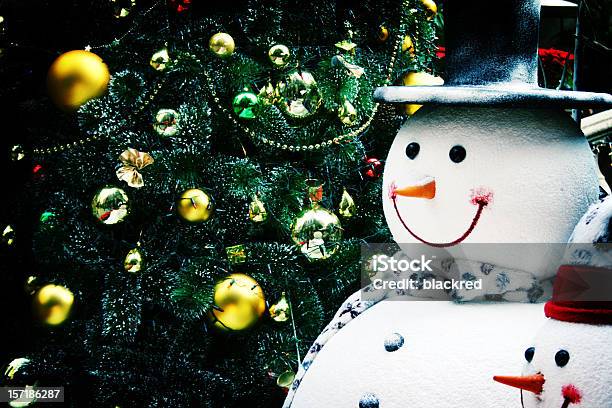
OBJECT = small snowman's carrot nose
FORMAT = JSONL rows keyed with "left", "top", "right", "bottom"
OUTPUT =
{"left": 393, "top": 177, "right": 436, "bottom": 199}
{"left": 493, "top": 374, "right": 545, "bottom": 395}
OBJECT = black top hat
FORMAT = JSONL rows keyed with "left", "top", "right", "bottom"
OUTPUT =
{"left": 374, "top": 0, "right": 612, "bottom": 108}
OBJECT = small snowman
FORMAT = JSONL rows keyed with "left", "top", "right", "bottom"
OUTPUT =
{"left": 301, "top": 231, "right": 328, "bottom": 260}
{"left": 494, "top": 198, "right": 612, "bottom": 408}
{"left": 285, "top": 1, "right": 612, "bottom": 407}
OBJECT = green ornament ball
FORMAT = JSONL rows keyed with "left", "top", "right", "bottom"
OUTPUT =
{"left": 39, "top": 211, "right": 59, "bottom": 231}
{"left": 232, "top": 91, "right": 259, "bottom": 120}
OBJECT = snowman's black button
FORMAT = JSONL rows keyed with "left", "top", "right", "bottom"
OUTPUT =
{"left": 384, "top": 333, "right": 404, "bottom": 352}
{"left": 359, "top": 392, "right": 379, "bottom": 408}
{"left": 405, "top": 142, "right": 420, "bottom": 159}
{"left": 555, "top": 349, "right": 570, "bottom": 367}
{"left": 524, "top": 347, "right": 535, "bottom": 362}
{"left": 449, "top": 145, "right": 466, "bottom": 163}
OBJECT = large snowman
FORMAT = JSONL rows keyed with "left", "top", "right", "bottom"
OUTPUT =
{"left": 284, "top": 1, "right": 612, "bottom": 407}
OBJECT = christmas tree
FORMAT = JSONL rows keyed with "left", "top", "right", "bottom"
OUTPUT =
{"left": 1, "top": 0, "right": 437, "bottom": 406}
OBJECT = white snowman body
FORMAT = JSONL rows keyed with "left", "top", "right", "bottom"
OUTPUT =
{"left": 288, "top": 106, "right": 599, "bottom": 408}
{"left": 291, "top": 302, "right": 546, "bottom": 408}
{"left": 521, "top": 319, "right": 612, "bottom": 408}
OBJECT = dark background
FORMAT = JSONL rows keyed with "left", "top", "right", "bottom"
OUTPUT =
{"left": 0, "top": 0, "right": 259, "bottom": 376}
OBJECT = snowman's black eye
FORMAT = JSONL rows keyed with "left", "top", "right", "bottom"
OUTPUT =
{"left": 555, "top": 350, "right": 570, "bottom": 367}
{"left": 405, "top": 142, "right": 420, "bottom": 160}
{"left": 449, "top": 145, "right": 466, "bottom": 163}
{"left": 524, "top": 347, "right": 535, "bottom": 363}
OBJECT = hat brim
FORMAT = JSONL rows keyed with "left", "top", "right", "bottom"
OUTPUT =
{"left": 374, "top": 85, "right": 612, "bottom": 109}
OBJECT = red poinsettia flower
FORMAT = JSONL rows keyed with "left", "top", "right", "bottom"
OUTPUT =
{"left": 435, "top": 46, "right": 573, "bottom": 67}
{"left": 538, "top": 48, "right": 574, "bottom": 66}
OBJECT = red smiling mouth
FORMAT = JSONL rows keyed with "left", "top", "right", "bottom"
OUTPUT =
{"left": 390, "top": 181, "right": 491, "bottom": 248}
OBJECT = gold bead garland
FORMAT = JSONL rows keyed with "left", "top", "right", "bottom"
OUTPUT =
{"left": 192, "top": 1, "right": 406, "bottom": 152}
{"left": 31, "top": 0, "right": 408, "bottom": 155}
{"left": 86, "top": 0, "right": 165, "bottom": 52}
{"left": 30, "top": 1, "right": 166, "bottom": 157}
{"left": 195, "top": 24, "right": 402, "bottom": 152}
{"left": 32, "top": 79, "right": 165, "bottom": 156}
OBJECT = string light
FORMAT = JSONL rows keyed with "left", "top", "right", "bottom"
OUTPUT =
{"left": 85, "top": 0, "right": 165, "bottom": 51}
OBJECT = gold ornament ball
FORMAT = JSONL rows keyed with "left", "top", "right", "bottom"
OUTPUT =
{"left": 208, "top": 273, "right": 266, "bottom": 331}
{"left": 402, "top": 35, "right": 416, "bottom": 57}
{"left": 153, "top": 108, "right": 180, "bottom": 137}
{"left": 338, "top": 188, "right": 357, "bottom": 218}
{"left": 278, "top": 70, "right": 321, "bottom": 119}
{"left": 248, "top": 194, "right": 268, "bottom": 223}
{"left": 291, "top": 205, "right": 343, "bottom": 261}
{"left": 378, "top": 25, "right": 390, "bottom": 43}
{"left": 338, "top": 98, "right": 358, "bottom": 126}
{"left": 124, "top": 247, "right": 143, "bottom": 273}
{"left": 2, "top": 224, "right": 15, "bottom": 246}
{"left": 4, "top": 358, "right": 37, "bottom": 408}
{"left": 177, "top": 188, "right": 214, "bottom": 223}
{"left": 47, "top": 50, "right": 110, "bottom": 111}
{"left": 32, "top": 284, "right": 74, "bottom": 326}
{"left": 258, "top": 81, "right": 280, "bottom": 106}
{"left": 92, "top": 186, "right": 129, "bottom": 225}
{"left": 111, "top": 0, "right": 136, "bottom": 18}
{"left": 401, "top": 71, "right": 444, "bottom": 115}
{"left": 4, "top": 358, "right": 30, "bottom": 381}
{"left": 150, "top": 47, "right": 171, "bottom": 72}
{"left": 8, "top": 385, "right": 37, "bottom": 408}
{"left": 421, "top": 0, "right": 438, "bottom": 19}
{"left": 10, "top": 144, "right": 25, "bottom": 161}
{"left": 269, "top": 292, "right": 290, "bottom": 322}
{"left": 24, "top": 276, "right": 40, "bottom": 295}
{"left": 268, "top": 44, "right": 291, "bottom": 67}
{"left": 209, "top": 33, "right": 235, "bottom": 58}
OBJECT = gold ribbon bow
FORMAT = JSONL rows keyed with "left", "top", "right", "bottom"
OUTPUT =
{"left": 116, "top": 148, "right": 154, "bottom": 188}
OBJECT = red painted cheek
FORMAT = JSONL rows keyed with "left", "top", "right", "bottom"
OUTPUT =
{"left": 389, "top": 182, "right": 398, "bottom": 200}
{"left": 470, "top": 187, "right": 494, "bottom": 206}
{"left": 562, "top": 384, "right": 582, "bottom": 404}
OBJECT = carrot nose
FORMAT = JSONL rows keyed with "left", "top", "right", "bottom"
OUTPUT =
{"left": 393, "top": 177, "right": 436, "bottom": 199}
{"left": 493, "top": 374, "right": 545, "bottom": 395}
